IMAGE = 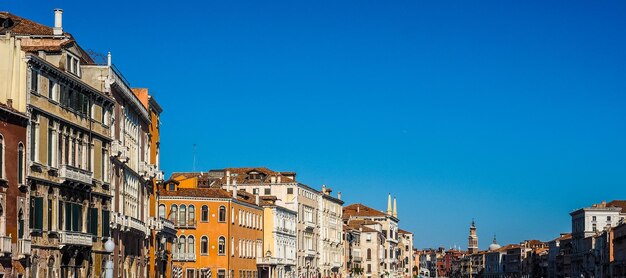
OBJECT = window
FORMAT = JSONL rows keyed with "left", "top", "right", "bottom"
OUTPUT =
{"left": 218, "top": 270, "right": 225, "bottom": 278}
{"left": 18, "top": 143, "right": 24, "bottom": 185}
{"left": 47, "top": 122, "right": 54, "bottom": 167}
{"left": 48, "top": 79, "right": 57, "bottom": 101}
{"left": 608, "top": 216, "right": 612, "bottom": 221}
{"left": 186, "top": 269, "right": 196, "bottom": 278}
{"left": 287, "top": 188, "right": 293, "bottom": 194}
{"left": 188, "top": 236, "right": 195, "bottom": 256}
{"left": 168, "top": 183, "right": 175, "bottom": 191}
{"left": 179, "top": 236, "right": 186, "bottom": 254}
{"left": 367, "top": 264, "right": 372, "bottom": 273}
{"left": 170, "top": 205, "right": 178, "bottom": 223}
{"left": 367, "top": 248, "right": 372, "bottom": 260}
{"left": 218, "top": 206, "right": 226, "bottom": 222}
{"left": 158, "top": 205, "right": 166, "bottom": 219}
{"left": 66, "top": 53, "right": 81, "bottom": 76}
{"left": 592, "top": 216, "right": 597, "bottom": 221}
{"left": 264, "top": 188, "right": 271, "bottom": 195}
{"left": 31, "top": 69, "right": 39, "bottom": 93}
{"left": 218, "top": 236, "right": 226, "bottom": 255}
{"left": 201, "top": 206, "right": 208, "bottom": 222}
{"left": 102, "top": 210, "right": 110, "bottom": 237}
{"left": 231, "top": 237, "right": 234, "bottom": 256}
{"left": 188, "top": 205, "right": 195, "bottom": 225}
{"left": 29, "top": 197, "right": 44, "bottom": 231}
{"left": 172, "top": 237, "right": 178, "bottom": 256}
{"left": 201, "top": 236, "right": 208, "bottom": 255}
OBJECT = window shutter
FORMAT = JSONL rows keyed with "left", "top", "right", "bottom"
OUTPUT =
{"left": 89, "top": 207, "right": 98, "bottom": 236}
{"left": 34, "top": 197, "right": 43, "bottom": 230}
{"left": 102, "top": 210, "right": 110, "bottom": 237}
{"left": 65, "top": 202, "right": 71, "bottom": 231}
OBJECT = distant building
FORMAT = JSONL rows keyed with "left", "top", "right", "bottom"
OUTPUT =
{"left": 468, "top": 220, "right": 478, "bottom": 255}
{"left": 570, "top": 200, "right": 626, "bottom": 277}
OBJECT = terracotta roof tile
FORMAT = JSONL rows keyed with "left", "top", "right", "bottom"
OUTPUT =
{"left": 158, "top": 188, "right": 269, "bottom": 207}
{"left": 608, "top": 200, "right": 626, "bottom": 212}
{"left": 0, "top": 12, "right": 56, "bottom": 36}
{"left": 344, "top": 203, "right": 388, "bottom": 218}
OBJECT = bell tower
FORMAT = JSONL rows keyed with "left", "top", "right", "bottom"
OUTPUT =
{"left": 468, "top": 219, "right": 478, "bottom": 254}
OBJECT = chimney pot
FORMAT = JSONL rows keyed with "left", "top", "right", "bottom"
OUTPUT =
{"left": 53, "top": 9, "right": 63, "bottom": 36}
{"left": 337, "top": 192, "right": 341, "bottom": 200}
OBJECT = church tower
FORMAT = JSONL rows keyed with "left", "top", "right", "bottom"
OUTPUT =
{"left": 468, "top": 219, "right": 478, "bottom": 254}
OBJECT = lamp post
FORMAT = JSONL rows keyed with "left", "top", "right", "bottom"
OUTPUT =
{"left": 105, "top": 237, "right": 115, "bottom": 278}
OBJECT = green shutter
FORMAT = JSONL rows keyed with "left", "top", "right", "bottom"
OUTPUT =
{"left": 72, "top": 203, "right": 79, "bottom": 232}
{"left": 34, "top": 197, "right": 43, "bottom": 230}
{"left": 89, "top": 208, "right": 98, "bottom": 236}
{"left": 102, "top": 210, "right": 110, "bottom": 237}
{"left": 65, "top": 202, "right": 71, "bottom": 231}
{"left": 29, "top": 198, "right": 34, "bottom": 229}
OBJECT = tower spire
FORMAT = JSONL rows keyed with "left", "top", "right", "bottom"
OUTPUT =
{"left": 387, "top": 194, "right": 392, "bottom": 215}
{"left": 393, "top": 197, "right": 397, "bottom": 218}
{"left": 468, "top": 219, "right": 478, "bottom": 254}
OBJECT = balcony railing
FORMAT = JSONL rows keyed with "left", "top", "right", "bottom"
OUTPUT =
{"left": 174, "top": 219, "right": 196, "bottom": 229}
{"left": 59, "top": 164, "right": 93, "bottom": 185}
{"left": 110, "top": 140, "right": 129, "bottom": 163}
{"left": 0, "top": 236, "right": 11, "bottom": 254}
{"left": 128, "top": 216, "right": 147, "bottom": 234}
{"left": 59, "top": 231, "right": 92, "bottom": 247}
{"left": 172, "top": 252, "right": 196, "bottom": 261}
{"left": 305, "top": 249, "right": 316, "bottom": 257}
{"left": 17, "top": 238, "right": 31, "bottom": 257}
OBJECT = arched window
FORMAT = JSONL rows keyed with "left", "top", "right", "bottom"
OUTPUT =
{"left": 172, "top": 237, "right": 178, "bottom": 256}
{"left": 231, "top": 236, "right": 234, "bottom": 256}
{"left": 188, "top": 236, "right": 195, "bottom": 256}
{"left": 18, "top": 143, "right": 24, "bottom": 184}
{"left": 158, "top": 204, "right": 165, "bottom": 219}
{"left": 367, "top": 248, "right": 372, "bottom": 260}
{"left": 201, "top": 205, "right": 208, "bottom": 222}
{"left": 179, "top": 205, "right": 186, "bottom": 226}
{"left": 169, "top": 205, "right": 177, "bottom": 223}
{"left": 218, "top": 236, "right": 225, "bottom": 255}
{"left": 201, "top": 236, "right": 208, "bottom": 255}
{"left": 188, "top": 205, "right": 195, "bottom": 225}
{"left": 218, "top": 206, "right": 226, "bottom": 222}
{"left": 0, "top": 134, "right": 4, "bottom": 179}
{"left": 179, "top": 236, "right": 186, "bottom": 254}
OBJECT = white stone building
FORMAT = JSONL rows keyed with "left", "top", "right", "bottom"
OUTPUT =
{"left": 259, "top": 196, "right": 298, "bottom": 278}
{"left": 318, "top": 185, "right": 344, "bottom": 278}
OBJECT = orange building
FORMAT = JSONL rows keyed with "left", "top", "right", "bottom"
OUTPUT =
{"left": 159, "top": 181, "right": 265, "bottom": 278}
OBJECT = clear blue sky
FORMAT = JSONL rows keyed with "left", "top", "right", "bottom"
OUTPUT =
{"left": 5, "top": 0, "right": 626, "bottom": 249}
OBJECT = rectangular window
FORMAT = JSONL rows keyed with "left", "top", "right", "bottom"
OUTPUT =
{"left": 264, "top": 188, "right": 271, "bottom": 195}
{"left": 48, "top": 79, "right": 57, "bottom": 101}
{"left": 186, "top": 269, "right": 195, "bottom": 278}
{"left": 31, "top": 69, "right": 38, "bottom": 93}
{"left": 30, "top": 121, "right": 36, "bottom": 161}
{"left": 30, "top": 197, "right": 44, "bottom": 231}
{"left": 287, "top": 188, "right": 293, "bottom": 194}
{"left": 217, "top": 270, "right": 225, "bottom": 278}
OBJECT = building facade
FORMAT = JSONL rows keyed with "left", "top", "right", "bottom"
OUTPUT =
{"left": 258, "top": 196, "right": 297, "bottom": 278}
{"left": 318, "top": 185, "right": 344, "bottom": 278}
{"left": 159, "top": 184, "right": 265, "bottom": 278}
{"left": 0, "top": 17, "right": 32, "bottom": 275}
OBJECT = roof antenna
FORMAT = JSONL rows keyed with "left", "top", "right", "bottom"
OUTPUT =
{"left": 193, "top": 144, "right": 197, "bottom": 172}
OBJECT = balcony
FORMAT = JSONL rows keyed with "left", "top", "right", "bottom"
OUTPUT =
{"left": 155, "top": 170, "right": 164, "bottom": 181}
{"left": 59, "top": 231, "right": 92, "bottom": 247}
{"left": 59, "top": 164, "right": 93, "bottom": 185}
{"left": 304, "top": 220, "right": 315, "bottom": 230}
{"left": 17, "top": 238, "right": 31, "bottom": 257}
{"left": 172, "top": 252, "right": 196, "bottom": 261}
{"left": 174, "top": 219, "right": 196, "bottom": 229}
{"left": 155, "top": 217, "right": 176, "bottom": 236}
{"left": 128, "top": 216, "right": 147, "bottom": 234}
{"left": 110, "top": 140, "right": 129, "bottom": 163}
{"left": 257, "top": 257, "right": 283, "bottom": 265}
{"left": 0, "top": 236, "right": 11, "bottom": 254}
{"left": 305, "top": 249, "right": 316, "bottom": 257}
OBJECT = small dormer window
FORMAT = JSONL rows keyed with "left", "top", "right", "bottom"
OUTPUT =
{"left": 248, "top": 171, "right": 265, "bottom": 181}
{"left": 66, "top": 52, "right": 81, "bottom": 76}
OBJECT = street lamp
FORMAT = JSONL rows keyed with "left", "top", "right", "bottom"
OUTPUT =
{"left": 105, "top": 237, "right": 115, "bottom": 278}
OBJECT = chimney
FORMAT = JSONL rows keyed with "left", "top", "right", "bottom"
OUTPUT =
{"left": 107, "top": 52, "right": 111, "bottom": 66}
{"left": 277, "top": 176, "right": 281, "bottom": 183}
{"left": 232, "top": 183, "right": 238, "bottom": 199}
{"left": 322, "top": 184, "right": 326, "bottom": 194}
{"left": 393, "top": 198, "right": 397, "bottom": 218}
{"left": 271, "top": 176, "right": 276, "bottom": 184}
{"left": 357, "top": 205, "right": 360, "bottom": 213}
{"left": 53, "top": 9, "right": 63, "bottom": 36}
{"left": 337, "top": 192, "right": 341, "bottom": 200}
{"left": 387, "top": 194, "right": 392, "bottom": 215}
{"left": 255, "top": 192, "right": 260, "bottom": 206}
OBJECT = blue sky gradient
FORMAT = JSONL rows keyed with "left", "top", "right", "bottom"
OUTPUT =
{"left": 5, "top": 0, "right": 626, "bottom": 249}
